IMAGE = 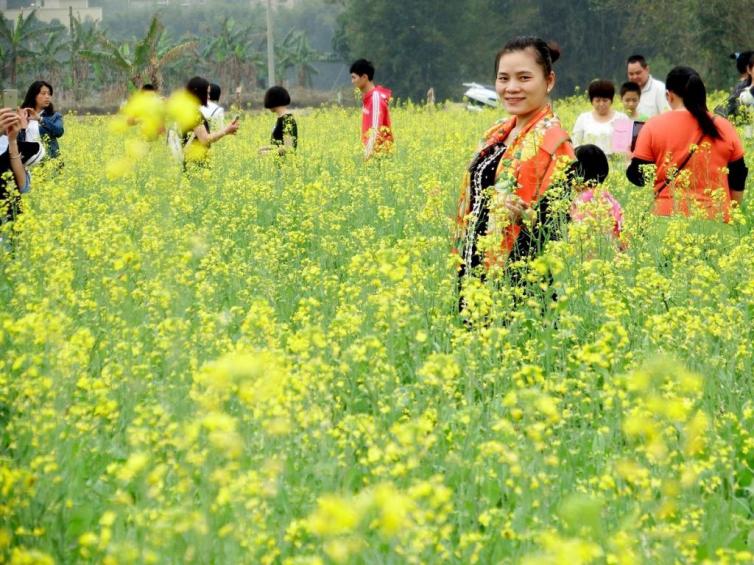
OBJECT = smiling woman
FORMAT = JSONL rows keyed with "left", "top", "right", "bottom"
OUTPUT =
{"left": 455, "top": 36, "right": 575, "bottom": 297}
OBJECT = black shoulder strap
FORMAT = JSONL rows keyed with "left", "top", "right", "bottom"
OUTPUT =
{"left": 655, "top": 126, "right": 708, "bottom": 198}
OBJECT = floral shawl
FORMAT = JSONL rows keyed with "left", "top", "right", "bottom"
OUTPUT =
{"left": 455, "top": 105, "right": 574, "bottom": 268}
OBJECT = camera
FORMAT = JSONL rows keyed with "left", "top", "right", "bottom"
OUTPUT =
{"left": 1, "top": 89, "right": 18, "bottom": 109}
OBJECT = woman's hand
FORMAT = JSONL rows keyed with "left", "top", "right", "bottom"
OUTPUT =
{"left": 25, "top": 108, "right": 41, "bottom": 121}
{"left": 17, "top": 108, "right": 28, "bottom": 130}
{"left": 500, "top": 193, "right": 532, "bottom": 224}
{"left": 224, "top": 120, "right": 240, "bottom": 136}
{"left": 0, "top": 108, "right": 21, "bottom": 140}
{"left": 1, "top": 108, "right": 29, "bottom": 191}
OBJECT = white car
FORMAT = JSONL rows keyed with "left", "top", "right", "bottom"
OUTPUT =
{"left": 463, "top": 82, "right": 498, "bottom": 111}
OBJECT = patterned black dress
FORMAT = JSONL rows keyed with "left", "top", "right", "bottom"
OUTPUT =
{"left": 459, "top": 141, "right": 507, "bottom": 279}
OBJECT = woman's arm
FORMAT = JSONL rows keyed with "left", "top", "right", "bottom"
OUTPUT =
{"left": 40, "top": 112, "right": 64, "bottom": 138}
{"left": 194, "top": 120, "right": 239, "bottom": 146}
{"left": 278, "top": 121, "right": 297, "bottom": 155}
{"left": 571, "top": 114, "right": 585, "bottom": 147}
{"left": 1, "top": 110, "right": 28, "bottom": 191}
{"left": 728, "top": 157, "right": 748, "bottom": 204}
{"left": 626, "top": 157, "right": 653, "bottom": 186}
{"left": 7, "top": 140, "right": 29, "bottom": 192}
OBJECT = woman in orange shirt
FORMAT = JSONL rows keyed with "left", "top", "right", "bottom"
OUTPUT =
{"left": 627, "top": 66, "right": 748, "bottom": 220}
{"left": 455, "top": 36, "right": 574, "bottom": 285}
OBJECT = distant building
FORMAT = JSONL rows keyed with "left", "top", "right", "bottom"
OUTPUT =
{"left": 124, "top": 0, "right": 207, "bottom": 6}
{"left": 1, "top": 0, "right": 103, "bottom": 25}
{"left": 124, "top": 0, "right": 300, "bottom": 7}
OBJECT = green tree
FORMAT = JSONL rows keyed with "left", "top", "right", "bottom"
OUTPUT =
{"left": 28, "top": 24, "right": 68, "bottom": 89}
{"left": 67, "top": 9, "right": 103, "bottom": 97}
{"left": 82, "top": 14, "right": 196, "bottom": 92}
{"left": 201, "top": 17, "right": 265, "bottom": 91}
{"left": 0, "top": 10, "right": 44, "bottom": 87}
{"left": 334, "top": 0, "right": 706, "bottom": 101}
{"left": 278, "top": 29, "right": 327, "bottom": 88}
{"left": 692, "top": 0, "right": 752, "bottom": 89}
{"left": 335, "top": 0, "right": 466, "bottom": 100}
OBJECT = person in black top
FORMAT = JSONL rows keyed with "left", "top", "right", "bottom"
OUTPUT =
{"left": 722, "top": 51, "right": 753, "bottom": 118}
{"left": 259, "top": 86, "right": 297, "bottom": 156}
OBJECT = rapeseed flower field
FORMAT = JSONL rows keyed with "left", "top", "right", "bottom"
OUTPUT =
{"left": 2, "top": 95, "right": 754, "bottom": 564}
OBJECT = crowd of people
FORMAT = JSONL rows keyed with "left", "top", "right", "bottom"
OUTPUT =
{"left": 0, "top": 59, "right": 394, "bottom": 223}
{"left": 1, "top": 37, "right": 752, "bottom": 304}
{"left": 455, "top": 37, "right": 751, "bottom": 303}
{"left": 166, "top": 58, "right": 391, "bottom": 166}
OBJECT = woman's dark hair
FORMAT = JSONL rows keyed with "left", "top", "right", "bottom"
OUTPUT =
{"left": 350, "top": 59, "right": 375, "bottom": 81}
{"left": 665, "top": 66, "right": 720, "bottom": 140}
{"left": 495, "top": 36, "right": 561, "bottom": 77}
{"left": 731, "top": 51, "right": 754, "bottom": 75}
{"left": 186, "top": 76, "right": 209, "bottom": 106}
{"left": 569, "top": 144, "right": 609, "bottom": 185}
{"left": 587, "top": 79, "right": 615, "bottom": 101}
{"left": 21, "top": 80, "right": 55, "bottom": 115}
{"left": 264, "top": 86, "right": 291, "bottom": 109}
{"left": 619, "top": 81, "right": 641, "bottom": 97}
{"left": 209, "top": 83, "right": 221, "bottom": 102}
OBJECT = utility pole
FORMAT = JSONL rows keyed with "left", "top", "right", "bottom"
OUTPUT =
{"left": 266, "top": 0, "right": 276, "bottom": 87}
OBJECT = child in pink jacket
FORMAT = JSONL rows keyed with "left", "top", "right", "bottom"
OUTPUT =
{"left": 569, "top": 144, "right": 624, "bottom": 242}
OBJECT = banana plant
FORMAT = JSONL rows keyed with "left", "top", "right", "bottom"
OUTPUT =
{"left": 277, "top": 29, "right": 327, "bottom": 88}
{"left": 67, "top": 9, "right": 103, "bottom": 96}
{"left": 0, "top": 10, "right": 44, "bottom": 87}
{"left": 201, "top": 17, "right": 265, "bottom": 91}
{"left": 28, "top": 25, "right": 68, "bottom": 89}
{"left": 82, "top": 14, "right": 196, "bottom": 92}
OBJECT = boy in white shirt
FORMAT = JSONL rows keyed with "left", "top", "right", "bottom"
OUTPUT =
{"left": 201, "top": 83, "right": 226, "bottom": 132}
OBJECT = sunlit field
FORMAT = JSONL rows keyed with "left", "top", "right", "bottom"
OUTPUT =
{"left": 2, "top": 95, "right": 754, "bottom": 564}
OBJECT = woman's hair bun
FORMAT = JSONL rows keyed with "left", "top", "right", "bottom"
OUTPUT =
{"left": 546, "top": 41, "right": 561, "bottom": 64}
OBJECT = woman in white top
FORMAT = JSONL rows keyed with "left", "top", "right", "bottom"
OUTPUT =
{"left": 572, "top": 79, "right": 628, "bottom": 155}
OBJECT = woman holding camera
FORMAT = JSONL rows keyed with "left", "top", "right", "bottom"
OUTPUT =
{"left": 182, "top": 76, "right": 239, "bottom": 169}
{"left": 21, "top": 81, "right": 64, "bottom": 161}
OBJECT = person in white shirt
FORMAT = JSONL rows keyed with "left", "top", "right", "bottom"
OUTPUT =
{"left": 627, "top": 54, "right": 669, "bottom": 118}
{"left": 572, "top": 79, "right": 629, "bottom": 155}
{"left": 201, "top": 83, "right": 226, "bottom": 132}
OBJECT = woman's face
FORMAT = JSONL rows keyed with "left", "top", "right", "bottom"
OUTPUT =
{"left": 35, "top": 86, "right": 52, "bottom": 110}
{"left": 591, "top": 96, "right": 613, "bottom": 117}
{"left": 496, "top": 49, "right": 554, "bottom": 119}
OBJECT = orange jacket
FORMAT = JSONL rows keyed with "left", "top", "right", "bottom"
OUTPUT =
{"left": 455, "top": 105, "right": 574, "bottom": 268}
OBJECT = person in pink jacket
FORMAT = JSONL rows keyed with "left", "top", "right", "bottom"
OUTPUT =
{"left": 350, "top": 59, "right": 394, "bottom": 159}
{"left": 569, "top": 144, "right": 624, "bottom": 244}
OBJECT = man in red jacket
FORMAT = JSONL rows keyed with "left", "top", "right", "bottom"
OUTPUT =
{"left": 350, "top": 59, "right": 393, "bottom": 160}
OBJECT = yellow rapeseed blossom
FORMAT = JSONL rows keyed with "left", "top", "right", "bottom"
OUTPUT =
{"left": 3, "top": 99, "right": 754, "bottom": 564}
